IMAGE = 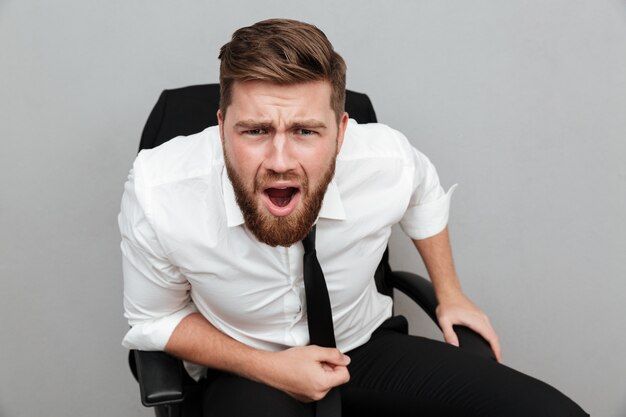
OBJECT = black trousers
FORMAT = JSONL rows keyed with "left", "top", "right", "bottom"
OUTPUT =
{"left": 198, "top": 317, "right": 589, "bottom": 417}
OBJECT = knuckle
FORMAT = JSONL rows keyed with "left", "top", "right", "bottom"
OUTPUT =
{"left": 312, "top": 391, "right": 326, "bottom": 401}
{"left": 313, "top": 379, "right": 327, "bottom": 392}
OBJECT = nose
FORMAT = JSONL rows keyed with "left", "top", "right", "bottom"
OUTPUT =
{"left": 263, "top": 132, "right": 297, "bottom": 174}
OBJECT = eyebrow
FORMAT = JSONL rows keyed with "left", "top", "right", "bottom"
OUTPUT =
{"left": 234, "top": 120, "right": 273, "bottom": 129}
{"left": 292, "top": 120, "right": 328, "bottom": 130}
{"left": 233, "top": 119, "right": 328, "bottom": 130}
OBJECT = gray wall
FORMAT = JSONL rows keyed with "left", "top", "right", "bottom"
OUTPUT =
{"left": 1, "top": 1, "right": 624, "bottom": 416}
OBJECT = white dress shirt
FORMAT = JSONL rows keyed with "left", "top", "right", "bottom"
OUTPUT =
{"left": 119, "top": 119, "right": 456, "bottom": 380}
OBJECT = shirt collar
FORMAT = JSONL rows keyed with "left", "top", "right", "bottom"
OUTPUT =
{"left": 317, "top": 179, "right": 346, "bottom": 220}
{"left": 221, "top": 168, "right": 346, "bottom": 228}
{"left": 222, "top": 167, "right": 245, "bottom": 227}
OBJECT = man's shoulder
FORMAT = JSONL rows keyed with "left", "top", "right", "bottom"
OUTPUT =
{"left": 133, "top": 126, "right": 223, "bottom": 187}
{"left": 339, "top": 120, "right": 414, "bottom": 163}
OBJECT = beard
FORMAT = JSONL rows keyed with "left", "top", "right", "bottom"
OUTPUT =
{"left": 224, "top": 155, "right": 336, "bottom": 247}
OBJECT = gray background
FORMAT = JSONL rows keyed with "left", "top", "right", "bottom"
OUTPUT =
{"left": 1, "top": 0, "right": 624, "bottom": 416}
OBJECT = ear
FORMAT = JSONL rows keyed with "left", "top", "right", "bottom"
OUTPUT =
{"left": 217, "top": 109, "right": 225, "bottom": 145}
{"left": 336, "top": 112, "right": 349, "bottom": 154}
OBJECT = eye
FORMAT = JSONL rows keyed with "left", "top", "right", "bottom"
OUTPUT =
{"left": 242, "top": 128, "right": 268, "bottom": 136}
{"left": 297, "top": 129, "right": 318, "bottom": 136}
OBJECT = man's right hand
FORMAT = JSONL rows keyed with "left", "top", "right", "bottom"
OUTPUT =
{"left": 165, "top": 314, "right": 350, "bottom": 402}
{"left": 261, "top": 345, "right": 351, "bottom": 403}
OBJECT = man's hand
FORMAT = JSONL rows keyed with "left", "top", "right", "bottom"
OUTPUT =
{"left": 166, "top": 314, "right": 349, "bottom": 402}
{"left": 436, "top": 290, "right": 502, "bottom": 362}
{"left": 262, "top": 345, "right": 351, "bottom": 402}
{"left": 413, "top": 228, "right": 503, "bottom": 362}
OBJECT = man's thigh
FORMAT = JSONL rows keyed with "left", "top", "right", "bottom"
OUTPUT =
{"left": 201, "top": 370, "right": 315, "bottom": 417}
{"left": 341, "top": 327, "right": 588, "bottom": 417}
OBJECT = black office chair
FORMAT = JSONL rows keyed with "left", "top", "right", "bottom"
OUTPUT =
{"left": 128, "top": 84, "right": 495, "bottom": 417}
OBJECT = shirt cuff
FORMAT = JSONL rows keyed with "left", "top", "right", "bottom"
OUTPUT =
{"left": 400, "top": 184, "right": 458, "bottom": 240}
{"left": 122, "top": 303, "right": 198, "bottom": 351}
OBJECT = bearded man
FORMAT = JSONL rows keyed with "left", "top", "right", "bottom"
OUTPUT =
{"left": 119, "top": 18, "right": 588, "bottom": 417}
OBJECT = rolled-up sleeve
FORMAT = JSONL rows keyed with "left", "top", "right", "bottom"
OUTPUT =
{"left": 399, "top": 147, "right": 457, "bottom": 240}
{"left": 118, "top": 165, "right": 197, "bottom": 351}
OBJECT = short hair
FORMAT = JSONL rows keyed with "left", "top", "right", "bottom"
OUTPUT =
{"left": 218, "top": 18, "right": 346, "bottom": 122}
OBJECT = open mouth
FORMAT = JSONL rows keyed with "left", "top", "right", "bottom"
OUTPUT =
{"left": 266, "top": 187, "right": 298, "bottom": 207}
{"left": 262, "top": 186, "right": 301, "bottom": 217}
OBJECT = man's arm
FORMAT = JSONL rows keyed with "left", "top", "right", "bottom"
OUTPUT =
{"left": 413, "top": 226, "right": 502, "bottom": 362}
{"left": 120, "top": 165, "right": 349, "bottom": 402}
{"left": 165, "top": 312, "right": 351, "bottom": 402}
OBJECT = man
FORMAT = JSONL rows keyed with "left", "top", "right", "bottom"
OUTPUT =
{"left": 119, "top": 18, "right": 588, "bottom": 416}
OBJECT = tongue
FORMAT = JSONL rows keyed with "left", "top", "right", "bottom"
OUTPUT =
{"left": 266, "top": 188, "right": 295, "bottom": 207}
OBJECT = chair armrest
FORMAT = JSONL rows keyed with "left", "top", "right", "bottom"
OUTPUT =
{"left": 387, "top": 270, "right": 496, "bottom": 361}
{"left": 132, "top": 350, "right": 186, "bottom": 407}
{"left": 386, "top": 270, "right": 439, "bottom": 323}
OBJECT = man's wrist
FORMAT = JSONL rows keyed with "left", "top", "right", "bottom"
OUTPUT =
{"left": 236, "top": 348, "right": 276, "bottom": 385}
{"left": 434, "top": 281, "right": 464, "bottom": 304}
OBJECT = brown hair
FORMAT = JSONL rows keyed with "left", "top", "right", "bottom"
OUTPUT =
{"left": 218, "top": 18, "right": 346, "bottom": 122}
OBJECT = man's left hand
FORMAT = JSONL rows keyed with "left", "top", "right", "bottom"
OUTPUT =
{"left": 436, "top": 291, "right": 502, "bottom": 363}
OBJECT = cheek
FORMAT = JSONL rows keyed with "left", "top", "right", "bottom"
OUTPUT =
{"left": 303, "top": 150, "right": 336, "bottom": 181}
{"left": 228, "top": 143, "right": 262, "bottom": 179}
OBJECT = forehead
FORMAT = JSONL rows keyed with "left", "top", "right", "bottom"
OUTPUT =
{"left": 227, "top": 80, "right": 334, "bottom": 119}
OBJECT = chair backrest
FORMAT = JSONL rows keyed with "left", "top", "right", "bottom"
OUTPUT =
{"left": 138, "top": 84, "right": 393, "bottom": 297}
{"left": 139, "top": 84, "right": 379, "bottom": 150}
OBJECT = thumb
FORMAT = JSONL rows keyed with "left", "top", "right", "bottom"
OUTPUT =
{"left": 441, "top": 321, "right": 459, "bottom": 347}
{"left": 316, "top": 347, "right": 351, "bottom": 366}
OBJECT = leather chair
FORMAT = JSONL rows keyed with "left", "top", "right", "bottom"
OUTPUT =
{"left": 128, "top": 84, "right": 495, "bottom": 417}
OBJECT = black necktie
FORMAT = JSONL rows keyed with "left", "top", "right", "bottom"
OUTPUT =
{"left": 302, "top": 225, "right": 342, "bottom": 417}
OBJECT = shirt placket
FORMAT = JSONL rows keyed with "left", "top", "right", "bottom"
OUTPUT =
{"left": 282, "top": 244, "right": 307, "bottom": 346}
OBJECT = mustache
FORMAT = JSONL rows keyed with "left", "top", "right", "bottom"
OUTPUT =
{"left": 254, "top": 171, "right": 309, "bottom": 192}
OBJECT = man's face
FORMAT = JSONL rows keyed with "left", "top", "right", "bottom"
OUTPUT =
{"left": 218, "top": 80, "right": 348, "bottom": 247}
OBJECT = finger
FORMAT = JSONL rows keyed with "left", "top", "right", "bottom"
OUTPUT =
{"left": 326, "top": 365, "right": 350, "bottom": 385}
{"left": 478, "top": 328, "right": 501, "bottom": 362}
{"left": 315, "top": 347, "right": 351, "bottom": 366}
{"left": 464, "top": 320, "right": 502, "bottom": 363}
{"left": 475, "top": 322, "right": 502, "bottom": 362}
{"left": 487, "top": 330, "right": 502, "bottom": 363}
{"left": 321, "top": 362, "right": 334, "bottom": 372}
{"left": 492, "top": 340, "right": 502, "bottom": 363}
{"left": 440, "top": 320, "right": 459, "bottom": 347}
